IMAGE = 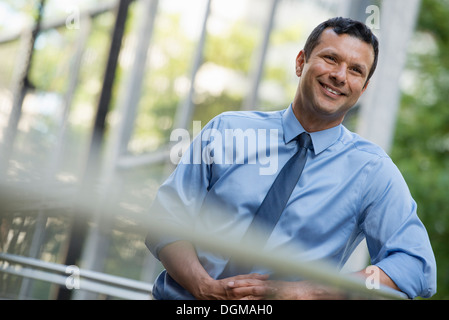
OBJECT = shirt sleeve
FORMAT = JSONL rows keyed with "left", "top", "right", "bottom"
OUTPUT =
{"left": 359, "top": 156, "right": 437, "bottom": 299}
{"left": 145, "top": 116, "right": 220, "bottom": 260}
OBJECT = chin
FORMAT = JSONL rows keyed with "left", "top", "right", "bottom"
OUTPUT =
{"left": 314, "top": 103, "right": 344, "bottom": 116}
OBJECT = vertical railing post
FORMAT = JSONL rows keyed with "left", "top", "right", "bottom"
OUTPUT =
{"left": 173, "top": 0, "right": 212, "bottom": 131}
{"left": 242, "top": 0, "right": 279, "bottom": 110}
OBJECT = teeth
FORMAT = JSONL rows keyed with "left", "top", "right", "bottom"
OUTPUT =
{"left": 324, "top": 85, "right": 340, "bottom": 95}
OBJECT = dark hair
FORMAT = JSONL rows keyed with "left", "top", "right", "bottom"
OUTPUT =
{"left": 304, "top": 17, "right": 379, "bottom": 82}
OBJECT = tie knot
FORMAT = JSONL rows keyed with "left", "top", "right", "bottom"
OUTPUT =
{"left": 297, "top": 132, "right": 312, "bottom": 149}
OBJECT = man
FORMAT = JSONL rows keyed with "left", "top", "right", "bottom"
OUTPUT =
{"left": 145, "top": 17, "right": 436, "bottom": 299}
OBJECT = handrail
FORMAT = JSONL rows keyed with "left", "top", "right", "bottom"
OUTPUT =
{"left": 1, "top": 182, "right": 408, "bottom": 300}
{"left": 0, "top": 252, "right": 153, "bottom": 300}
{"left": 144, "top": 217, "right": 409, "bottom": 300}
{"left": 0, "top": 1, "right": 118, "bottom": 44}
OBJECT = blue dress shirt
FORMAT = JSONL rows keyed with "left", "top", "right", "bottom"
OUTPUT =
{"left": 146, "top": 104, "right": 436, "bottom": 299}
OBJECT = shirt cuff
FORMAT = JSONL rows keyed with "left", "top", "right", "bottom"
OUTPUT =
{"left": 375, "top": 252, "right": 433, "bottom": 299}
{"left": 145, "top": 233, "right": 184, "bottom": 261}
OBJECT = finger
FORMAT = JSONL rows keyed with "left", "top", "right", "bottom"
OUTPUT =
{"left": 228, "top": 279, "right": 280, "bottom": 300}
{"left": 239, "top": 295, "right": 264, "bottom": 300}
{"left": 228, "top": 278, "right": 264, "bottom": 288}
{"left": 248, "top": 273, "right": 270, "bottom": 279}
{"left": 232, "top": 273, "right": 269, "bottom": 281}
{"left": 228, "top": 282, "right": 268, "bottom": 298}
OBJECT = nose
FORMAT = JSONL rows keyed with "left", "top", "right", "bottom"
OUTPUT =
{"left": 330, "top": 64, "right": 347, "bottom": 85}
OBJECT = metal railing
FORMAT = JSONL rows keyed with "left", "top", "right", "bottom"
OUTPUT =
{"left": 0, "top": 252, "right": 153, "bottom": 300}
{"left": 0, "top": 181, "right": 408, "bottom": 300}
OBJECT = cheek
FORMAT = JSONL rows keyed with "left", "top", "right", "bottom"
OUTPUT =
{"left": 301, "top": 64, "right": 326, "bottom": 89}
{"left": 310, "top": 62, "right": 331, "bottom": 76}
{"left": 348, "top": 80, "right": 367, "bottom": 96}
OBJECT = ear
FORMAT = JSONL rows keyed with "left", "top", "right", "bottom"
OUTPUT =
{"left": 296, "top": 50, "right": 306, "bottom": 77}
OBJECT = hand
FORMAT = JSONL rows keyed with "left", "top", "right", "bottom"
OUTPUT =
{"left": 158, "top": 241, "right": 273, "bottom": 300}
{"left": 225, "top": 275, "right": 276, "bottom": 300}
{"left": 227, "top": 279, "right": 345, "bottom": 300}
{"left": 193, "top": 273, "right": 269, "bottom": 300}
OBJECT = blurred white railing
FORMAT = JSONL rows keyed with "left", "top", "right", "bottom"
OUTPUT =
{"left": 0, "top": 252, "right": 153, "bottom": 300}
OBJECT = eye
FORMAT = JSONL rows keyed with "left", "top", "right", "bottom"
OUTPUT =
{"left": 324, "top": 55, "right": 337, "bottom": 63}
{"left": 349, "top": 66, "right": 363, "bottom": 75}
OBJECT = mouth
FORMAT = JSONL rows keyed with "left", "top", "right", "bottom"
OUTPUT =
{"left": 319, "top": 82, "right": 345, "bottom": 96}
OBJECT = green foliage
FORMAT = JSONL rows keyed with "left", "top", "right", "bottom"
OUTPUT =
{"left": 129, "top": 13, "right": 195, "bottom": 154}
{"left": 391, "top": 0, "right": 449, "bottom": 299}
{"left": 204, "top": 21, "right": 258, "bottom": 73}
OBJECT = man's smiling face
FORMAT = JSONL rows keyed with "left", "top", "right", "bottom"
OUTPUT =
{"left": 295, "top": 28, "right": 375, "bottom": 127}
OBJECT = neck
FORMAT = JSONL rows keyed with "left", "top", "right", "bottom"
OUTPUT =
{"left": 292, "top": 92, "right": 344, "bottom": 133}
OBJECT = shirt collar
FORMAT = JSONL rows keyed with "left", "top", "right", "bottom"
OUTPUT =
{"left": 282, "top": 103, "right": 342, "bottom": 155}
